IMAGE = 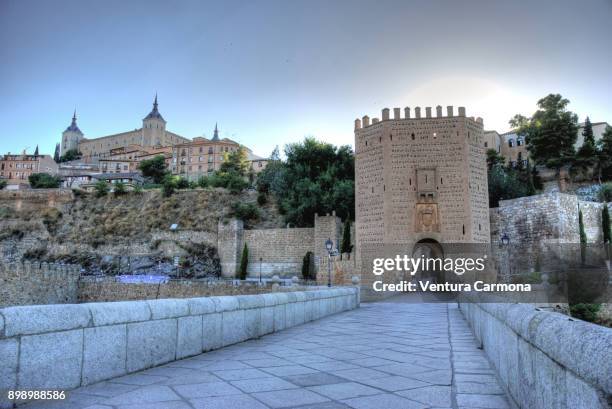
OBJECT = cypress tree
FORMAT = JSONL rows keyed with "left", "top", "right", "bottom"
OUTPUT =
{"left": 583, "top": 117, "right": 595, "bottom": 146}
{"left": 340, "top": 219, "right": 353, "bottom": 256}
{"left": 579, "top": 210, "right": 587, "bottom": 244}
{"left": 53, "top": 143, "right": 61, "bottom": 163}
{"left": 603, "top": 205, "right": 611, "bottom": 244}
{"left": 238, "top": 243, "right": 249, "bottom": 280}
{"left": 302, "top": 251, "right": 313, "bottom": 280}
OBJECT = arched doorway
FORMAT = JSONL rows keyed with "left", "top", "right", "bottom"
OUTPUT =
{"left": 412, "top": 239, "right": 444, "bottom": 285}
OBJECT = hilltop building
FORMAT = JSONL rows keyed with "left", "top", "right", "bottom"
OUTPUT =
{"left": 484, "top": 121, "right": 610, "bottom": 168}
{"left": 0, "top": 152, "right": 58, "bottom": 188}
{"left": 171, "top": 124, "right": 267, "bottom": 181}
{"left": 60, "top": 96, "right": 189, "bottom": 159}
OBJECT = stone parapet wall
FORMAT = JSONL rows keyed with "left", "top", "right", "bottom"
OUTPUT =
{"left": 78, "top": 277, "right": 320, "bottom": 302}
{"left": 459, "top": 294, "right": 612, "bottom": 409}
{"left": 0, "top": 262, "right": 81, "bottom": 307}
{"left": 0, "top": 287, "right": 359, "bottom": 409}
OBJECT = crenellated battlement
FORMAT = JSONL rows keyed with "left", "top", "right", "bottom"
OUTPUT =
{"left": 355, "top": 105, "right": 483, "bottom": 130}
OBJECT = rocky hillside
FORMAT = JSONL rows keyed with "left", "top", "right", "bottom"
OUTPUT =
{"left": 0, "top": 188, "right": 283, "bottom": 276}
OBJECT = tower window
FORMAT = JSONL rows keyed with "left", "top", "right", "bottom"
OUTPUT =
{"left": 462, "top": 225, "right": 465, "bottom": 235}
{"left": 390, "top": 134, "right": 393, "bottom": 141}
{"left": 365, "top": 141, "right": 368, "bottom": 146}
{"left": 411, "top": 133, "right": 415, "bottom": 140}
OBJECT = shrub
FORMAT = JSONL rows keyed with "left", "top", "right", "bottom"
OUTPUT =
{"left": 257, "top": 192, "right": 267, "bottom": 205}
{"left": 231, "top": 202, "right": 260, "bottom": 222}
{"left": 0, "top": 179, "right": 6, "bottom": 190}
{"left": 569, "top": 303, "right": 601, "bottom": 323}
{"left": 162, "top": 174, "right": 176, "bottom": 197}
{"left": 598, "top": 182, "right": 612, "bottom": 202}
{"left": 197, "top": 176, "right": 210, "bottom": 188}
{"left": 138, "top": 155, "right": 168, "bottom": 184}
{"left": 113, "top": 181, "right": 127, "bottom": 195}
{"left": 210, "top": 171, "right": 248, "bottom": 193}
{"left": 175, "top": 177, "right": 190, "bottom": 189}
{"left": 29, "top": 173, "right": 61, "bottom": 188}
{"left": 238, "top": 243, "right": 248, "bottom": 280}
{"left": 94, "top": 180, "right": 109, "bottom": 197}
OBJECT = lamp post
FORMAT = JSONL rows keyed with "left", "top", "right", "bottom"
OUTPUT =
{"left": 325, "top": 238, "right": 333, "bottom": 287}
{"left": 500, "top": 232, "right": 510, "bottom": 281}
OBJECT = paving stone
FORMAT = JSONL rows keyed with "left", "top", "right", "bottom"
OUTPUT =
{"left": 190, "top": 394, "right": 268, "bottom": 409}
{"left": 213, "top": 368, "right": 272, "bottom": 381}
{"left": 231, "top": 377, "right": 298, "bottom": 393}
{"left": 116, "top": 401, "right": 191, "bottom": 409}
{"left": 109, "top": 374, "right": 168, "bottom": 386}
{"left": 262, "top": 365, "right": 320, "bottom": 376}
{"left": 396, "top": 385, "right": 452, "bottom": 407}
{"left": 308, "top": 382, "right": 380, "bottom": 400}
{"left": 357, "top": 375, "right": 430, "bottom": 392}
{"left": 283, "top": 373, "right": 349, "bottom": 387}
{"left": 253, "top": 389, "right": 330, "bottom": 408}
{"left": 341, "top": 393, "right": 427, "bottom": 409}
{"left": 456, "top": 393, "right": 510, "bottom": 408}
{"left": 173, "top": 381, "right": 243, "bottom": 398}
{"left": 331, "top": 367, "right": 390, "bottom": 381}
{"left": 105, "top": 385, "right": 181, "bottom": 405}
{"left": 455, "top": 381, "right": 505, "bottom": 394}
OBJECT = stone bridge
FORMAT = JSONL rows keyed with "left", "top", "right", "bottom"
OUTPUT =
{"left": 1, "top": 290, "right": 610, "bottom": 409}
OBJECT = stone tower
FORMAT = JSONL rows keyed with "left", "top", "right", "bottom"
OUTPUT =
{"left": 355, "top": 105, "right": 489, "bottom": 245}
{"left": 142, "top": 94, "right": 167, "bottom": 146}
{"left": 61, "top": 110, "right": 84, "bottom": 155}
{"left": 354, "top": 105, "right": 490, "bottom": 296}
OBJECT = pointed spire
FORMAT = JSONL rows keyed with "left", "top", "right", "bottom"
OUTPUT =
{"left": 65, "top": 109, "right": 83, "bottom": 134}
{"left": 34, "top": 145, "right": 39, "bottom": 156}
{"left": 212, "top": 123, "right": 220, "bottom": 141}
{"left": 143, "top": 93, "right": 165, "bottom": 122}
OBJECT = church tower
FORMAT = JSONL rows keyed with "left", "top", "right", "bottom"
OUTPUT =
{"left": 142, "top": 94, "right": 166, "bottom": 146}
{"left": 61, "top": 110, "right": 84, "bottom": 155}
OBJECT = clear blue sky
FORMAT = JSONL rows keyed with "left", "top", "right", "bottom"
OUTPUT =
{"left": 1, "top": 0, "right": 611, "bottom": 157}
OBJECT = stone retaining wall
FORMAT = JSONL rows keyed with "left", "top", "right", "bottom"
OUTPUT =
{"left": 459, "top": 295, "right": 612, "bottom": 409}
{"left": 0, "top": 287, "right": 359, "bottom": 409}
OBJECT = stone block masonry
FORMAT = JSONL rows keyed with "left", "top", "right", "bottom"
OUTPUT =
{"left": 459, "top": 294, "right": 612, "bottom": 409}
{"left": 0, "top": 287, "right": 359, "bottom": 409}
{"left": 0, "top": 262, "right": 80, "bottom": 307}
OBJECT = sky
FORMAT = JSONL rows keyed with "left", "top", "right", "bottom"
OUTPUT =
{"left": 1, "top": 0, "right": 611, "bottom": 158}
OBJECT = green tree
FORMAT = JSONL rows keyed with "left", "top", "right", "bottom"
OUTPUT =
{"left": 220, "top": 146, "right": 250, "bottom": 176}
{"left": 238, "top": 243, "right": 249, "bottom": 280}
{"left": 579, "top": 209, "right": 587, "bottom": 264}
{"left": 53, "top": 143, "right": 61, "bottom": 163}
{"left": 510, "top": 94, "right": 578, "bottom": 169}
{"left": 94, "top": 180, "right": 109, "bottom": 197}
{"left": 487, "top": 165, "right": 535, "bottom": 207}
{"left": 113, "top": 181, "right": 127, "bottom": 195}
{"left": 340, "top": 219, "right": 353, "bottom": 255}
{"left": 0, "top": 179, "right": 7, "bottom": 190}
{"left": 59, "top": 149, "right": 82, "bottom": 163}
{"left": 597, "top": 126, "right": 612, "bottom": 180}
{"left": 28, "top": 173, "right": 61, "bottom": 188}
{"left": 197, "top": 176, "right": 210, "bottom": 188}
{"left": 267, "top": 138, "right": 354, "bottom": 227}
{"left": 162, "top": 174, "right": 176, "bottom": 197}
{"left": 486, "top": 149, "right": 505, "bottom": 170}
{"left": 574, "top": 117, "right": 598, "bottom": 176}
{"left": 602, "top": 205, "right": 611, "bottom": 244}
{"left": 138, "top": 155, "right": 168, "bottom": 184}
{"left": 175, "top": 177, "right": 190, "bottom": 189}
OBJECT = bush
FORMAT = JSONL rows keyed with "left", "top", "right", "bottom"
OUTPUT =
{"left": 0, "top": 179, "right": 6, "bottom": 190}
{"left": 598, "top": 183, "right": 612, "bottom": 202}
{"left": 197, "top": 176, "right": 210, "bottom": 188}
{"left": 139, "top": 155, "right": 168, "bottom": 184}
{"left": 29, "top": 173, "right": 61, "bottom": 188}
{"left": 238, "top": 243, "right": 248, "bottom": 280}
{"left": 257, "top": 191, "right": 267, "bottom": 205}
{"left": 569, "top": 303, "right": 601, "bottom": 323}
{"left": 113, "top": 181, "right": 127, "bottom": 195}
{"left": 210, "top": 171, "right": 248, "bottom": 193}
{"left": 231, "top": 202, "right": 260, "bottom": 222}
{"left": 162, "top": 176, "right": 175, "bottom": 197}
{"left": 175, "top": 177, "right": 190, "bottom": 189}
{"left": 94, "top": 180, "right": 109, "bottom": 197}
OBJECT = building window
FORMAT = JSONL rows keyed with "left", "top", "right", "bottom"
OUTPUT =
{"left": 484, "top": 142, "right": 488, "bottom": 148}
{"left": 508, "top": 139, "right": 514, "bottom": 147}
{"left": 208, "top": 147, "right": 213, "bottom": 154}
{"left": 411, "top": 133, "right": 415, "bottom": 140}
{"left": 517, "top": 137, "right": 524, "bottom": 146}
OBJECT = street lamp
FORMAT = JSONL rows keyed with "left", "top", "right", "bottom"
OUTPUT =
{"left": 325, "top": 238, "right": 333, "bottom": 287}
